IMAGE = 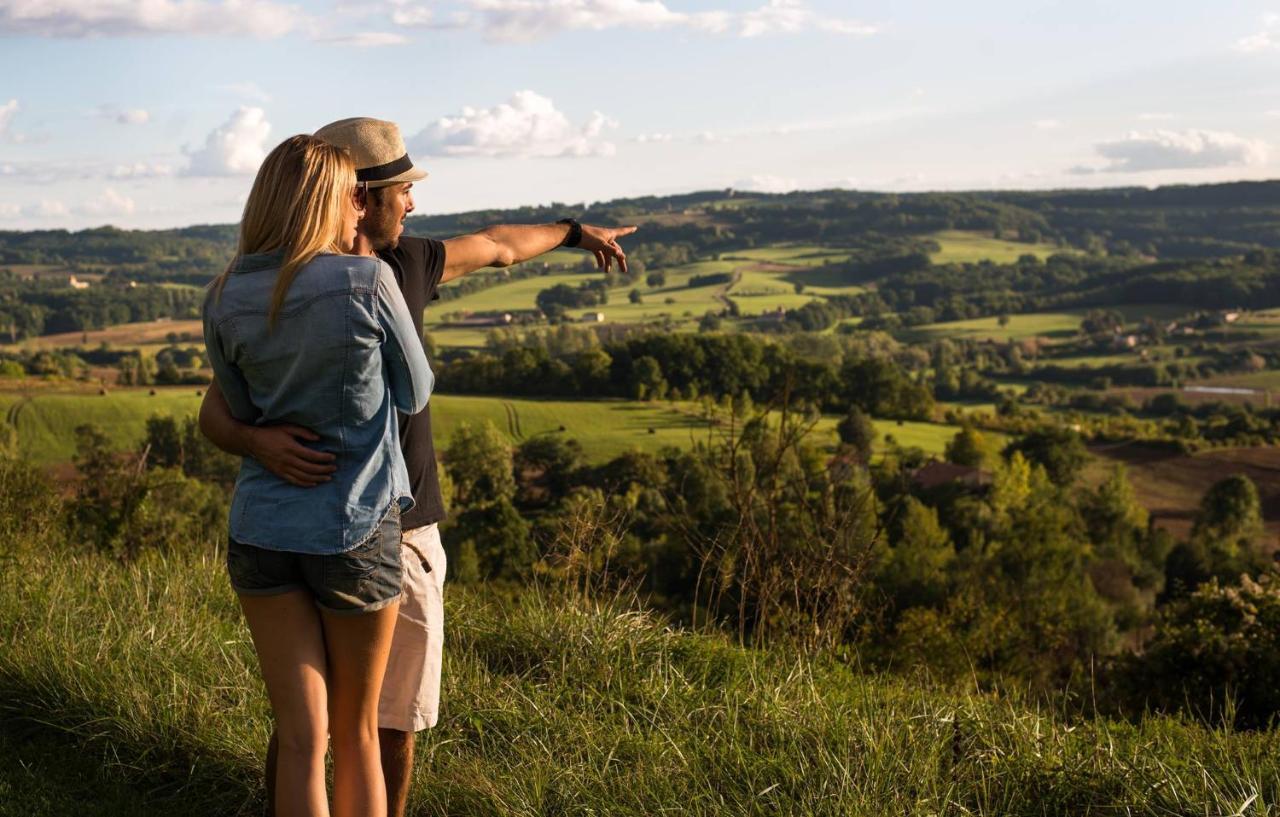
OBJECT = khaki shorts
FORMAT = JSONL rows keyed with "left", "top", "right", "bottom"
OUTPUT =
{"left": 378, "top": 523, "right": 446, "bottom": 732}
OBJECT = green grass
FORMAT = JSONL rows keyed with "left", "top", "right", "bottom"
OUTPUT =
{"left": 2, "top": 538, "right": 1278, "bottom": 816}
{"left": 0, "top": 388, "right": 718, "bottom": 465}
{"left": 910, "top": 304, "right": 1189, "bottom": 343}
{"left": 925, "top": 230, "right": 1067, "bottom": 265}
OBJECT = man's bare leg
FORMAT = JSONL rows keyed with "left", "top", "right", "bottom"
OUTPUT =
{"left": 379, "top": 728, "right": 414, "bottom": 817}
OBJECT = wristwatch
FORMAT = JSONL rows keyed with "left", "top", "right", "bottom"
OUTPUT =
{"left": 557, "top": 217, "right": 583, "bottom": 248}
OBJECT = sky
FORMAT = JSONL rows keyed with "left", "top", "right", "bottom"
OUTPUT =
{"left": 1, "top": 0, "right": 1279, "bottom": 230}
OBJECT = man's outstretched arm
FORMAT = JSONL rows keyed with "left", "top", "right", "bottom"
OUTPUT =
{"left": 198, "top": 380, "right": 337, "bottom": 487}
{"left": 441, "top": 222, "right": 637, "bottom": 283}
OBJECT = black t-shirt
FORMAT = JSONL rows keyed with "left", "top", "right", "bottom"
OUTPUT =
{"left": 377, "top": 236, "right": 446, "bottom": 529}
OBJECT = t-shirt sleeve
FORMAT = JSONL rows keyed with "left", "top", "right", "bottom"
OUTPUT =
{"left": 418, "top": 236, "right": 446, "bottom": 301}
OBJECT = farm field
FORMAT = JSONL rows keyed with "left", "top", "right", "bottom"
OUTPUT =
{"left": 1, "top": 382, "right": 976, "bottom": 468}
{"left": 925, "top": 230, "right": 1067, "bottom": 264}
{"left": 3, "top": 317, "right": 204, "bottom": 351}
{"left": 909, "top": 304, "right": 1189, "bottom": 342}
{"left": 1088, "top": 443, "right": 1280, "bottom": 543}
{"left": 0, "top": 387, "right": 721, "bottom": 466}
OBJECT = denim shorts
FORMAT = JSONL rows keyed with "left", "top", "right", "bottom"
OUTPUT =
{"left": 226, "top": 506, "right": 403, "bottom": 615}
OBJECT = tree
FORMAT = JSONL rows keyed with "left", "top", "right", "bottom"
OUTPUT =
{"left": 515, "top": 434, "right": 583, "bottom": 505}
{"left": 1193, "top": 474, "right": 1263, "bottom": 560}
{"left": 875, "top": 496, "right": 954, "bottom": 611}
{"left": 1003, "top": 427, "right": 1088, "bottom": 486}
{"left": 836, "top": 406, "right": 875, "bottom": 462}
{"left": 944, "top": 425, "right": 996, "bottom": 468}
{"left": 451, "top": 497, "right": 535, "bottom": 580}
{"left": 629, "top": 288, "right": 644, "bottom": 305}
{"left": 632, "top": 356, "right": 667, "bottom": 400}
{"left": 646, "top": 271, "right": 667, "bottom": 289}
{"left": 442, "top": 421, "right": 515, "bottom": 508}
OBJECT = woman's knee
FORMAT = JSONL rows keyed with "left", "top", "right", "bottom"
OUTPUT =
{"left": 276, "top": 715, "right": 329, "bottom": 759}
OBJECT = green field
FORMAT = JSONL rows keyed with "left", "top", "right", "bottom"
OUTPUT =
{"left": 2, "top": 384, "right": 977, "bottom": 468}
{"left": 925, "top": 230, "right": 1067, "bottom": 264}
{"left": 910, "top": 304, "right": 1188, "bottom": 342}
{"left": 0, "top": 388, "right": 726, "bottom": 466}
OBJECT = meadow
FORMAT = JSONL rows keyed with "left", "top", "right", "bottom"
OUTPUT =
{"left": 0, "top": 383, "right": 978, "bottom": 469}
{"left": 1, "top": 536, "right": 1275, "bottom": 817}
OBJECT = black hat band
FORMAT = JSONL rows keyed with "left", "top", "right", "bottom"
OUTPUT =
{"left": 356, "top": 153, "right": 414, "bottom": 182}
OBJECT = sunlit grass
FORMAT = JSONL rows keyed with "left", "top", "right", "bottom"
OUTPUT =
{"left": 2, "top": 539, "right": 1278, "bottom": 816}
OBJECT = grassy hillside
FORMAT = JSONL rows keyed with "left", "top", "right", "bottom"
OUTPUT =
{"left": 1, "top": 385, "right": 974, "bottom": 468}
{"left": 1, "top": 539, "right": 1276, "bottom": 816}
{"left": 0, "top": 388, "right": 723, "bottom": 466}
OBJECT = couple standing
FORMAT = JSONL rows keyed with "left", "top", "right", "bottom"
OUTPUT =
{"left": 199, "top": 117, "right": 635, "bottom": 817}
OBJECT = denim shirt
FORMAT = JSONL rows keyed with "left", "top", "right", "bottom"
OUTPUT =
{"left": 203, "top": 251, "right": 433, "bottom": 555}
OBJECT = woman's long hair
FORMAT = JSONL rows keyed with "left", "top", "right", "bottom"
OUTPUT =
{"left": 213, "top": 134, "right": 356, "bottom": 327}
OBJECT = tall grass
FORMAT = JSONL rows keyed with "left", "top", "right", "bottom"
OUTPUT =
{"left": 2, "top": 539, "right": 1279, "bottom": 815}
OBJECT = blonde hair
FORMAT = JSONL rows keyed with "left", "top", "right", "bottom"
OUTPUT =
{"left": 213, "top": 134, "right": 356, "bottom": 327}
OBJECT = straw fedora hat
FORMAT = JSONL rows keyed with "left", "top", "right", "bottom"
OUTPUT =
{"left": 313, "top": 117, "right": 428, "bottom": 188}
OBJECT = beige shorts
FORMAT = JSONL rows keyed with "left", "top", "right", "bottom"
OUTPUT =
{"left": 378, "top": 523, "right": 446, "bottom": 732}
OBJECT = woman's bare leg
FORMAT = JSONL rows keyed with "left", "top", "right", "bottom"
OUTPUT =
{"left": 239, "top": 591, "right": 331, "bottom": 817}
{"left": 321, "top": 602, "right": 400, "bottom": 817}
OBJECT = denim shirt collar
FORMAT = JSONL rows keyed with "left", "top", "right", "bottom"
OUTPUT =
{"left": 229, "top": 251, "right": 285, "bottom": 274}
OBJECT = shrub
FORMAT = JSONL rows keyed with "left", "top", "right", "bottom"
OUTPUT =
{"left": 1117, "top": 574, "right": 1280, "bottom": 728}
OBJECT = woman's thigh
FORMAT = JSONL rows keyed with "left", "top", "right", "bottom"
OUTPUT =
{"left": 238, "top": 590, "right": 329, "bottom": 745}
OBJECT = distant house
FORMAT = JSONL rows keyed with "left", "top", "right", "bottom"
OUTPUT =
{"left": 1223, "top": 311, "right": 1242, "bottom": 324}
{"left": 68, "top": 275, "right": 90, "bottom": 290}
{"left": 582, "top": 312, "right": 606, "bottom": 323}
{"left": 1111, "top": 334, "right": 1139, "bottom": 350}
{"left": 911, "top": 462, "right": 992, "bottom": 491}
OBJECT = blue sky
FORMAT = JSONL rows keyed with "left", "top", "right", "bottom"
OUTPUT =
{"left": 1, "top": 0, "right": 1279, "bottom": 229}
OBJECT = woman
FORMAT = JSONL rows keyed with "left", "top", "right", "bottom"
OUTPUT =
{"left": 202, "top": 134, "right": 433, "bottom": 817}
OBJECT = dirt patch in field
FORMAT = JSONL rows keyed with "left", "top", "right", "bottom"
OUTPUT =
{"left": 1091, "top": 443, "right": 1280, "bottom": 546}
{"left": 11, "top": 319, "right": 204, "bottom": 349}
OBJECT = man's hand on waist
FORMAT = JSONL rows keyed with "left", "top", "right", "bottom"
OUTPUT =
{"left": 248, "top": 425, "right": 337, "bottom": 487}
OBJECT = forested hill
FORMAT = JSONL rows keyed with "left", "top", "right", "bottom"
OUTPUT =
{"left": 4, "top": 180, "right": 1280, "bottom": 279}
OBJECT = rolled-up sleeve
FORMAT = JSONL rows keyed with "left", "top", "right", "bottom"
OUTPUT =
{"left": 375, "top": 262, "right": 434, "bottom": 414}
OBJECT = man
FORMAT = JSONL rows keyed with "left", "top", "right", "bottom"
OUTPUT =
{"left": 198, "top": 117, "right": 636, "bottom": 817}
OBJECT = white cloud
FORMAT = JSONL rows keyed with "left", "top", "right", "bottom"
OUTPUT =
{"left": 696, "top": 131, "right": 728, "bottom": 144}
{"left": 462, "top": 0, "right": 867, "bottom": 42}
{"left": 1075, "top": 129, "right": 1269, "bottom": 174}
{"left": 1033, "top": 119, "right": 1062, "bottom": 130}
{"left": 633, "top": 132, "right": 673, "bottom": 143}
{"left": 219, "top": 81, "right": 273, "bottom": 103}
{"left": 317, "top": 31, "right": 409, "bottom": 46}
{"left": 1235, "top": 13, "right": 1280, "bottom": 52}
{"left": 735, "top": 174, "right": 798, "bottom": 193}
{"left": 412, "top": 91, "right": 617, "bottom": 158}
{"left": 79, "top": 188, "right": 136, "bottom": 217}
{"left": 388, "top": 0, "right": 434, "bottom": 25}
{"left": 0, "top": 98, "right": 25, "bottom": 143}
{"left": 28, "top": 200, "right": 70, "bottom": 218}
{"left": 109, "top": 162, "right": 175, "bottom": 179}
{"left": 741, "top": 0, "right": 874, "bottom": 38}
{"left": 185, "top": 107, "right": 272, "bottom": 176}
{"left": 98, "top": 105, "right": 150, "bottom": 125}
{"left": 0, "top": 0, "right": 306, "bottom": 38}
